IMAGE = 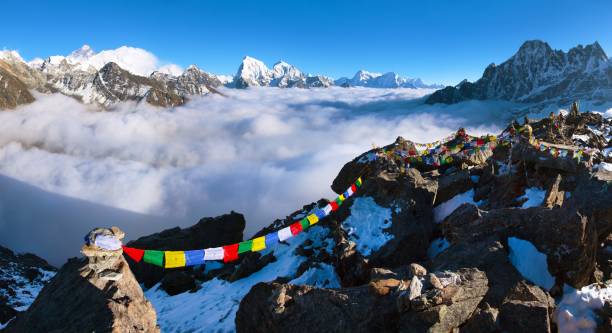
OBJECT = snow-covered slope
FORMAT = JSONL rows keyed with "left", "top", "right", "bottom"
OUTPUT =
{"left": 335, "top": 70, "right": 443, "bottom": 89}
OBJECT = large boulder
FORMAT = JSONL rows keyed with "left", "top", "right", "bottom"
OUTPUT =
{"left": 125, "top": 212, "right": 245, "bottom": 288}
{"left": 347, "top": 169, "right": 437, "bottom": 268}
{"left": 4, "top": 227, "right": 158, "bottom": 333}
{"left": 236, "top": 283, "right": 396, "bottom": 333}
{"left": 441, "top": 207, "right": 597, "bottom": 288}
{"left": 498, "top": 281, "right": 555, "bottom": 333}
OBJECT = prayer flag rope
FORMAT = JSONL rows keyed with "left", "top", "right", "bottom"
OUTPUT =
{"left": 122, "top": 177, "right": 363, "bottom": 268}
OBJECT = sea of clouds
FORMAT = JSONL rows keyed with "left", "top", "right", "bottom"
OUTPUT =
{"left": 0, "top": 87, "right": 517, "bottom": 264}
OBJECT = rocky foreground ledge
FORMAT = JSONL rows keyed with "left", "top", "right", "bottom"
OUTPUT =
{"left": 1, "top": 109, "right": 611, "bottom": 332}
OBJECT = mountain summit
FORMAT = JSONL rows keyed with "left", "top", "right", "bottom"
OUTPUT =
{"left": 426, "top": 40, "right": 612, "bottom": 105}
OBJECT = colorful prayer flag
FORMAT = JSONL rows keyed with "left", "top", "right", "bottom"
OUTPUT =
{"left": 185, "top": 250, "right": 205, "bottom": 266}
{"left": 204, "top": 247, "right": 224, "bottom": 261}
{"left": 322, "top": 204, "right": 332, "bottom": 215}
{"left": 252, "top": 236, "right": 266, "bottom": 252}
{"left": 122, "top": 246, "right": 144, "bottom": 263}
{"left": 356, "top": 177, "right": 362, "bottom": 187}
{"left": 351, "top": 184, "right": 357, "bottom": 192}
{"left": 143, "top": 250, "right": 164, "bottom": 267}
{"left": 238, "top": 240, "right": 253, "bottom": 254}
{"left": 338, "top": 194, "right": 345, "bottom": 202}
{"left": 223, "top": 244, "right": 239, "bottom": 263}
{"left": 164, "top": 251, "right": 186, "bottom": 268}
{"left": 290, "top": 222, "right": 303, "bottom": 235}
{"left": 335, "top": 197, "right": 343, "bottom": 206}
{"left": 300, "top": 218, "right": 310, "bottom": 231}
{"left": 330, "top": 201, "right": 339, "bottom": 211}
{"left": 315, "top": 209, "right": 326, "bottom": 219}
{"left": 265, "top": 233, "right": 279, "bottom": 248}
{"left": 307, "top": 214, "right": 319, "bottom": 225}
{"left": 278, "top": 226, "right": 293, "bottom": 242}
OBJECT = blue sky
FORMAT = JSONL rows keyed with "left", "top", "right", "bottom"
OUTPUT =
{"left": 1, "top": 0, "right": 611, "bottom": 85}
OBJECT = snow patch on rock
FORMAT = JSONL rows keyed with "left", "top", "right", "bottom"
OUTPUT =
{"left": 433, "top": 189, "right": 480, "bottom": 223}
{"left": 517, "top": 187, "right": 546, "bottom": 208}
{"left": 341, "top": 196, "right": 394, "bottom": 256}
{"left": 289, "top": 263, "right": 341, "bottom": 288}
{"left": 555, "top": 283, "right": 612, "bottom": 333}
{"left": 507, "top": 237, "right": 555, "bottom": 290}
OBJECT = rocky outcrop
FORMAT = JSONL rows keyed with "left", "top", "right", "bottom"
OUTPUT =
{"left": 126, "top": 212, "right": 245, "bottom": 289}
{"left": 0, "top": 244, "right": 55, "bottom": 326}
{"left": 235, "top": 267, "right": 487, "bottom": 333}
{"left": 0, "top": 62, "right": 35, "bottom": 109}
{"left": 3, "top": 227, "right": 158, "bottom": 333}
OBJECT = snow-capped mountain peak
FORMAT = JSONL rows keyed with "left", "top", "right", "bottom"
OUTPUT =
{"left": 234, "top": 56, "right": 272, "bottom": 88}
{"left": 335, "top": 69, "right": 441, "bottom": 89}
{"left": 68, "top": 44, "right": 95, "bottom": 61}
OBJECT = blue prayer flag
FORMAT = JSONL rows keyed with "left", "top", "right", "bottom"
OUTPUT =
{"left": 185, "top": 250, "right": 205, "bottom": 266}
{"left": 315, "top": 209, "right": 326, "bottom": 219}
{"left": 265, "top": 232, "right": 279, "bottom": 248}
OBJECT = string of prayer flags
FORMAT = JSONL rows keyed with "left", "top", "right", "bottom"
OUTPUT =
{"left": 165, "top": 251, "right": 186, "bottom": 268}
{"left": 122, "top": 177, "right": 364, "bottom": 268}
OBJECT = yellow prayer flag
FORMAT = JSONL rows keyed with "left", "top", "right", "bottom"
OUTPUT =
{"left": 307, "top": 214, "right": 319, "bottom": 225}
{"left": 338, "top": 194, "right": 345, "bottom": 202}
{"left": 252, "top": 236, "right": 266, "bottom": 252}
{"left": 164, "top": 251, "right": 186, "bottom": 268}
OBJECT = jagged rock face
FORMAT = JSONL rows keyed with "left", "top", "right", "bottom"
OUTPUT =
{"left": 3, "top": 228, "right": 159, "bottom": 333}
{"left": 0, "top": 62, "right": 35, "bottom": 109}
{"left": 0, "top": 245, "right": 55, "bottom": 325}
{"left": 426, "top": 40, "right": 612, "bottom": 105}
{"left": 125, "top": 212, "right": 246, "bottom": 289}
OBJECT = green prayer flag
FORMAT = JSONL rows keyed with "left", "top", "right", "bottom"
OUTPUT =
{"left": 335, "top": 197, "right": 343, "bottom": 206}
{"left": 238, "top": 240, "right": 253, "bottom": 254}
{"left": 143, "top": 250, "right": 164, "bottom": 267}
{"left": 300, "top": 218, "right": 310, "bottom": 230}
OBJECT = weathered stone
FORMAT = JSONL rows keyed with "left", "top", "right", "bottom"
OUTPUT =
{"left": 460, "top": 303, "right": 499, "bottom": 333}
{"left": 428, "top": 273, "right": 444, "bottom": 290}
{"left": 498, "top": 281, "right": 555, "bottom": 333}
{"left": 410, "top": 263, "right": 427, "bottom": 278}
{"left": 408, "top": 276, "right": 423, "bottom": 300}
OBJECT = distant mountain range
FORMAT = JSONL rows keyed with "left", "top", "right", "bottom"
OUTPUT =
{"left": 1, "top": 41, "right": 611, "bottom": 110}
{"left": 426, "top": 40, "right": 612, "bottom": 107}
{"left": 0, "top": 45, "right": 440, "bottom": 109}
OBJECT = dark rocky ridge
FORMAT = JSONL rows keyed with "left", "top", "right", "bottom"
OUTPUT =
{"left": 426, "top": 40, "right": 612, "bottom": 107}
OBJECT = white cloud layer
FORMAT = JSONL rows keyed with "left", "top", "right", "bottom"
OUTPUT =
{"left": 0, "top": 87, "right": 514, "bottom": 264}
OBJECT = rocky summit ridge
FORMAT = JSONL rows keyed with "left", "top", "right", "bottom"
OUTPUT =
{"left": 1, "top": 106, "right": 611, "bottom": 332}
{"left": 426, "top": 40, "right": 612, "bottom": 108}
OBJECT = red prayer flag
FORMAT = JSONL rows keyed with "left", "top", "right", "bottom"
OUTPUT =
{"left": 290, "top": 222, "right": 303, "bottom": 236}
{"left": 476, "top": 139, "right": 484, "bottom": 146}
{"left": 351, "top": 184, "right": 357, "bottom": 192}
{"left": 330, "top": 201, "right": 339, "bottom": 211}
{"left": 223, "top": 244, "right": 239, "bottom": 263}
{"left": 122, "top": 246, "right": 144, "bottom": 263}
